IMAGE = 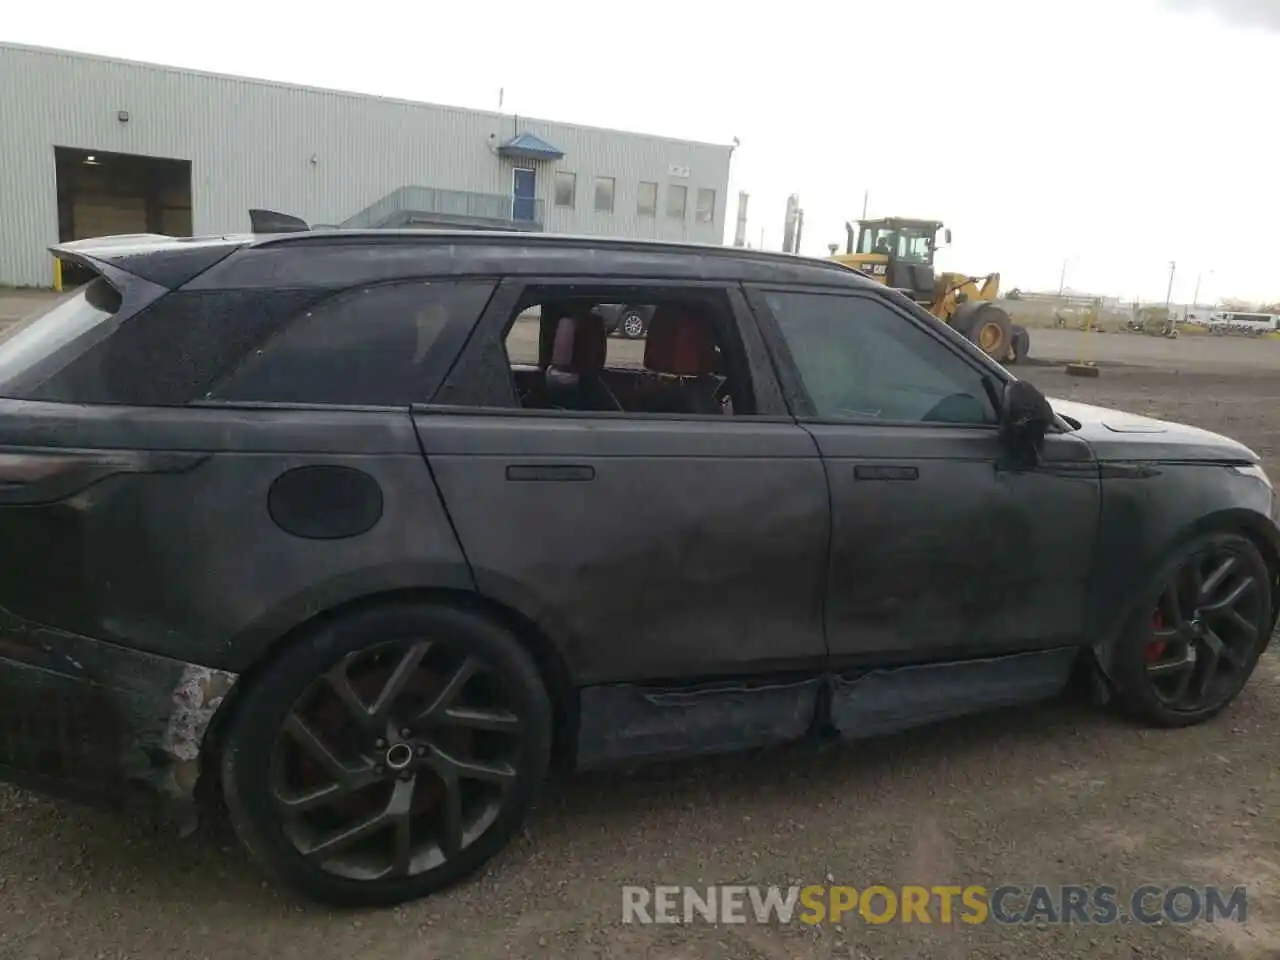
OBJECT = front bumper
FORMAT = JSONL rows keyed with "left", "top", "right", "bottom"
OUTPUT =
{"left": 0, "top": 606, "right": 236, "bottom": 827}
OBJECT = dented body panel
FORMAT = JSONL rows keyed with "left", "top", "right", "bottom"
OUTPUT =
{"left": 0, "top": 604, "right": 235, "bottom": 821}
{"left": 1, "top": 228, "right": 1278, "bottom": 826}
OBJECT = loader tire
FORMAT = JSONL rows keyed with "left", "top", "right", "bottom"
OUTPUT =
{"left": 1008, "top": 325, "right": 1030, "bottom": 364}
{"left": 952, "top": 302, "right": 1013, "bottom": 362}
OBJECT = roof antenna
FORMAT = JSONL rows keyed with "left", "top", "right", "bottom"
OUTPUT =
{"left": 248, "top": 209, "right": 310, "bottom": 234}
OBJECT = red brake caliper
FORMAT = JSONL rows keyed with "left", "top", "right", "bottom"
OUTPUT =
{"left": 1145, "top": 608, "right": 1167, "bottom": 663}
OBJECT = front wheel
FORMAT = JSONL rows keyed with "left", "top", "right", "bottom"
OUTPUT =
{"left": 220, "top": 603, "right": 552, "bottom": 907}
{"left": 1109, "top": 532, "right": 1274, "bottom": 727}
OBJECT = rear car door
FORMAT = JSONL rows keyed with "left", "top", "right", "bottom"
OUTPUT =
{"left": 412, "top": 276, "right": 830, "bottom": 766}
{"left": 746, "top": 285, "right": 1100, "bottom": 725}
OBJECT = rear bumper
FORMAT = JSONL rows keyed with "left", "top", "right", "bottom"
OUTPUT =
{"left": 0, "top": 606, "right": 236, "bottom": 825}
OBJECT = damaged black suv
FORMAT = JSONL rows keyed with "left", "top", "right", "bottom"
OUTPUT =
{"left": 0, "top": 224, "right": 1276, "bottom": 907}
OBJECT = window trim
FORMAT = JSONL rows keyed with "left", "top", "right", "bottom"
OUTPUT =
{"left": 423, "top": 276, "right": 791, "bottom": 420}
{"left": 743, "top": 283, "right": 1009, "bottom": 428}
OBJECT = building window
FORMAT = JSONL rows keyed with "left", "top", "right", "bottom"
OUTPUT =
{"left": 554, "top": 172, "right": 576, "bottom": 209}
{"left": 696, "top": 188, "right": 716, "bottom": 224}
{"left": 667, "top": 184, "right": 687, "bottom": 220}
{"left": 637, "top": 181, "right": 658, "bottom": 217}
{"left": 594, "top": 177, "right": 616, "bottom": 213}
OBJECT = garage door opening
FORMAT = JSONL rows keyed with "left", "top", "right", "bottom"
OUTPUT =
{"left": 54, "top": 147, "right": 192, "bottom": 285}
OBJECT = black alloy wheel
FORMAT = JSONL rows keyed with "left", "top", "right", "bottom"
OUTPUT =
{"left": 221, "top": 604, "right": 551, "bottom": 906}
{"left": 1112, "top": 533, "right": 1273, "bottom": 726}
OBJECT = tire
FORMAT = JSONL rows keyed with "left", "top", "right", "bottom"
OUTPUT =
{"left": 1008, "top": 325, "right": 1030, "bottom": 365}
{"left": 1108, "top": 532, "right": 1273, "bottom": 728}
{"left": 220, "top": 602, "right": 552, "bottom": 907}
{"left": 951, "top": 302, "right": 1013, "bottom": 361}
{"left": 617, "top": 307, "right": 648, "bottom": 340}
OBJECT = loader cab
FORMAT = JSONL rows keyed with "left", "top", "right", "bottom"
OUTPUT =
{"left": 851, "top": 218, "right": 947, "bottom": 303}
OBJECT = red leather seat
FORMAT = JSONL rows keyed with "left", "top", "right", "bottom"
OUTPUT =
{"left": 545, "top": 312, "right": 621, "bottom": 412}
{"left": 643, "top": 307, "right": 724, "bottom": 414}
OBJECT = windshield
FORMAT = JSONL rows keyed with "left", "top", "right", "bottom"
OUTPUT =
{"left": 856, "top": 224, "right": 937, "bottom": 264}
{"left": 0, "top": 278, "right": 122, "bottom": 393}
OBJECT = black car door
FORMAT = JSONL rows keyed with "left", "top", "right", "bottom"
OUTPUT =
{"left": 746, "top": 285, "right": 1101, "bottom": 674}
{"left": 412, "top": 277, "right": 831, "bottom": 765}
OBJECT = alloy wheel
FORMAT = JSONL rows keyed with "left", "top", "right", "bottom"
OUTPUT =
{"left": 1144, "top": 546, "right": 1266, "bottom": 713}
{"left": 621, "top": 311, "right": 645, "bottom": 338}
{"left": 269, "top": 640, "right": 524, "bottom": 881}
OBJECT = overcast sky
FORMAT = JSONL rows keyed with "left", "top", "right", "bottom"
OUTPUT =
{"left": 3, "top": 0, "right": 1276, "bottom": 303}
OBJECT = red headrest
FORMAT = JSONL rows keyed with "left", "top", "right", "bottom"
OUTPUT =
{"left": 550, "top": 314, "right": 607, "bottom": 372}
{"left": 644, "top": 307, "right": 717, "bottom": 376}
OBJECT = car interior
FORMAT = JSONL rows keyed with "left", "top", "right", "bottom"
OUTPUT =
{"left": 503, "top": 290, "right": 755, "bottom": 416}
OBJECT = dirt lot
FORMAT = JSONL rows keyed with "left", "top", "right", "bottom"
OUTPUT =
{"left": 1, "top": 300, "right": 1279, "bottom": 959}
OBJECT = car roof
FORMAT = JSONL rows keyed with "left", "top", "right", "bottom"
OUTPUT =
{"left": 52, "top": 228, "right": 879, "bottom": 292}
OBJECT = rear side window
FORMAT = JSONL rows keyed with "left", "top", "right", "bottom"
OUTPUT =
{"left": 207, "top": 279, "right": 494, "bottom": 406}
{"left": 0, "top": 279, "right": 122, "bottom": 396}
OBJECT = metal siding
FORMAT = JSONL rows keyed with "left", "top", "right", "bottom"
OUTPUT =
{"left": 0, "top": 44, "right": 733, "bottom": 286}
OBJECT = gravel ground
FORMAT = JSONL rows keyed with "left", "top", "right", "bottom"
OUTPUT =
{"left": 1, "top": 299, "right": 1279, "bottom": 959}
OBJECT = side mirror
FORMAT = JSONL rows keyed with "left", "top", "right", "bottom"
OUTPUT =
{"left": 1000, "top": 379, "right": 1054, "bottom": 461}
{"left": 944, "top": 228, "right": 953, "bottom": 245}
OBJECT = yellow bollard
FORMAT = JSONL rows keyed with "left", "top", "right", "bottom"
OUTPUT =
{"left": 1065, "top": 298, "right": 1100, "bottom": 378}
{"left": 52, "top": 257, "right": 63, "bottom": 293}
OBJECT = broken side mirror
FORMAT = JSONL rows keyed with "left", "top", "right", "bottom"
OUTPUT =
{"left": 999, "top": 379, "right": 1054, "bottom": 464}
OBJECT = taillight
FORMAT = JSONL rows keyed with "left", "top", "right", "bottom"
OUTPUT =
{"left": 0, "top": 449, "right": 206, "bottom": 504}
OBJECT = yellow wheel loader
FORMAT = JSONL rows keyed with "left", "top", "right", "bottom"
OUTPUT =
{"left": 828, "top": 218, "right": 1028, "bottom": 364}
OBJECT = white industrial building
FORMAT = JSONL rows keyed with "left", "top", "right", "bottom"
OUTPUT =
{"left": 0, "top": 43, "right": 734, "bottom": 288}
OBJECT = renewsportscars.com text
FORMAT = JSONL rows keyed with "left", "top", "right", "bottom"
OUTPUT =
{"left": 622, "top": 884, "right": 1248, "bottom": 926}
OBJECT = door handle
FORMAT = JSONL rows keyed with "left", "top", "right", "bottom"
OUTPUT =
{"left": 506, "top": 464, "right": 595, "bottom": 482}
{"left": 854, "top": 464, "right": 918, "bottom": 481}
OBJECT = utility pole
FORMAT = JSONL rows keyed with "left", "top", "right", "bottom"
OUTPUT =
{"left": 1191, "top": 269, "right": 1212, "bottom": 308}
{"left": 1058, "top": 259, "right": 1068, "bottom": 296}
{"left": 1165, "top": 261, "right": 1177, "bottom": 310}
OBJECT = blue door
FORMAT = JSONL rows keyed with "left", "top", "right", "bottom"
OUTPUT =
{"left": 512, "top": 168, "right": 536, "bottom": 222}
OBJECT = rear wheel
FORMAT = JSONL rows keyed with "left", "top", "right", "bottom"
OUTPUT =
{"left": 1110, "top": 533, "right": 1273, "bottom": 727}
{"left": 220, "top": 603, "right": 552, "bottom": 906}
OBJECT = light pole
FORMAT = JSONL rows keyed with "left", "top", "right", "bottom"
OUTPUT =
{"left": 1164, "top": 261, "right": 1177, "bottom": 310}
{"left": 1192, "top": 269, "right": 1213, "bottom": 308}
{"left": 1058, "top": 258, "right": 1069, "bottom": 296}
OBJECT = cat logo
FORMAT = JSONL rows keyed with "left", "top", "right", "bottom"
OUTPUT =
{"left": 865, "top": 264, "right": 888, "bottom": 276}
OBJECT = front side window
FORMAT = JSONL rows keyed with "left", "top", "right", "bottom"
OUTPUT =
{"left": 895, "top": 229, "right": 935, "bottom": 264}
{"left": 761, "top": 290, "right": 995, "bottom": 425}
{"left": 208, "top": 280, "right": 495, "bottom": 406}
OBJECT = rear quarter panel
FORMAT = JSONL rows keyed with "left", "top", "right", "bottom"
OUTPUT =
{"left": 0, "top": 401, "right": 472, "bottom": 673}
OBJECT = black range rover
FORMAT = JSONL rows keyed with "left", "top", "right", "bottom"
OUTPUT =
{"left": 0, "top": 226, "right": 1275, "bottom": 907}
